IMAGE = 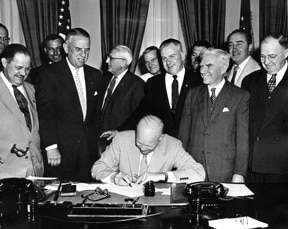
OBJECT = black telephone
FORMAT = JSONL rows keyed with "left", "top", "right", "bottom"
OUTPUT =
{"left": 184, "top": 182, "right": 229, "bottom": 222}
{"left": 0, "top": 178, "right": 42, "bottom": 219}
{"left": 185, "top": 181, "right": 228, "bottom": 201}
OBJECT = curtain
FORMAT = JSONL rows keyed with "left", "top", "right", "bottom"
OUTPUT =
{"left": 16, "top": 0, "right": 58, "bottom": 67}
{"left": 176, "top": 0, "right": 226, "bottom": 50}
{"left": 259, "top": 0, "right": 287, "bottom": 41}
{"left": 100, "top": 0, "right": 150, "bottom": 73}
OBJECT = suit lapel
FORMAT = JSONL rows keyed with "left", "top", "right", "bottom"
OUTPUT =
{"left": 0, "top": 76, "right": 27, "bottom": 127}
{"left": 198, "top": 86, "right": 208, "bottom": 127}
{"left": 84, "top": 65, "right": 96, "bottom": 121}
{"left": 210, "top": 81, "right": 231, "bottom": 122}
{"left": 60, "top": 60, "right": 84, "bottom": 120}
{"left": 23, "top": 83, "right": 37, "bottom": 132}
{"left": 175, "top": 71, "right": 191, "bottom": 117}
{"left": 260, "top": 70, "right": 288, "bottom": 130}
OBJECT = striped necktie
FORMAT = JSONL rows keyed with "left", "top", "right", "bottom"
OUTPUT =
{"left": 12, "top": 85, "right": 32, "bottom": 131}
{"left": 210, "top": 88, "right": 216, "bottom": 104}
{"left": 267, "top": 74, "right": 277, "bottom": 93}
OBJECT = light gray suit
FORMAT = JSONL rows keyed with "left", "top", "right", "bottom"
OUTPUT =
{"left": 91, "top": 131, "right": 205, "bottom": 183}
{"left": 0, "top": 74, "right": 43, "bottom": 178}
{"left": 227, "top": 56, "right": 261, "bottom": 87}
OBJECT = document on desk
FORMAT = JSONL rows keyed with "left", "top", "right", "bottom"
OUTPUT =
{"left": 209, "top": 216, "right": 268, "bottom": 229}
{"left": 222, "top": 183, "right": 254, "bottom": 197}
{"left": 76, "top": 183, "right": 144, "bottom": 198}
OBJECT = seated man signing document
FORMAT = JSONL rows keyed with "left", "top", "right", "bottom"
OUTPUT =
{"left": 91, "top": 115, "right": 205, "bottom": 185}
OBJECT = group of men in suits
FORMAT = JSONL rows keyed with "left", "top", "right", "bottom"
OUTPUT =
{"left": 1, "top": 24, "right": 287, "bottom": 184}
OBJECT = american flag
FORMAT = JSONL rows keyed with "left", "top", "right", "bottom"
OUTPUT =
{"left": 57, "top": 0, "right": 71, "bottom": 37}
{"left": 239, "top": 0, "right": 251, "bottom": 32}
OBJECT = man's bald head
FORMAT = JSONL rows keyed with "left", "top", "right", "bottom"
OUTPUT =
{"left": 136, "top": 115, "right": 164, "bottom": 155}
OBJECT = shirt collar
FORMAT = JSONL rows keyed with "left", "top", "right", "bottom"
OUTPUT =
{"left": 237, "top": 56, "right": 251, "bottom": 70}
{"left": 208, "top": 77, "right": 225, "bottom": 97}
{"left": 66, "top": 58, "right": 84, "bottom": 75}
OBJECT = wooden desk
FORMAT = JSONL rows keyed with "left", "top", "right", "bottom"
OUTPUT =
{"left": 1, "top": 183, "right": 288, "bottom": 229}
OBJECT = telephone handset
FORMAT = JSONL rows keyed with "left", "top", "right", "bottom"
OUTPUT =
{"left": 185, "top": 181, "right": 228, "bottom": 200}
{"left": 0, "top": 178, "right": 42, "bottom": 219}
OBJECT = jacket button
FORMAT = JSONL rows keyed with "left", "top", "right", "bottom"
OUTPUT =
{"left": 256, "top": 137, "right": 260, "bottom": 141}
{"left": 25, "top": 156, "right": 28, "bottom": 159}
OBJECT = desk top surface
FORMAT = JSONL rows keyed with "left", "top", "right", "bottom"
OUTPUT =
{"left": 2, "top": 183, "right": 288, "bottom": 229}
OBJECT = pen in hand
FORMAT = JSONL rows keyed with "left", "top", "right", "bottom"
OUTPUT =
{"left": 122, "top": 176, "right": 132, "bottom": 187}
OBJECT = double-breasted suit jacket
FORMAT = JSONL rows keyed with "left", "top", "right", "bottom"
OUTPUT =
{"left": 179, "top": 81, "right": 250, "bottom": 182}
{"left": 242, "top": 69, "right": 288, "bottom": 174}
{"left": 35, "top": 59, "right": 102, "bottom": 180}
{"left": 0, "top": 75, "right": 43, "bottom": 178}
{"left": 98, "top": 71, "right": 145, "bottom": 134}
{"left": 119, "top": 69, "right": 202, "bottom": 137}
{"left": 227, "top": 56, "right": 261, "bottom": 87}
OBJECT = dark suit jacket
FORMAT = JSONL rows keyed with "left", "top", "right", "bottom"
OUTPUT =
{"left": 98, "top": 71, "right": 145, "bottom": 133}
{"left": 34, "top": 59, "right": 103, "bottom": 180}
{"left": 119, "top": 69, "right": 202, "bottom": 137}
{"left": 178, "top": 81, "right": 250, "bottom": 182}
{"left": 242, "top": 69, "right": 288, "bottom": 174}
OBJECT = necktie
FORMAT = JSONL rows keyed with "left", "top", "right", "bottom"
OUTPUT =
{"left": 139, "top": 154, "right": 148, "bottom": 175}
{"left": 74, "top": 69, "right": 87, "bottom": 119}
{"left": 12, "top": 85, "right": 32, "bottom": 132}
{"left": 101, "top": 76, "right": 117, "bottom": 119}
{"left": 230, "top": 65, "right": 239, "bottom": 85}
{"left": 171, "top": 75, "right": 179, "bottom": 112}
{"left": 267, "top": 74, "right": 277, "bottom": 93}
{"left": 210, "top": 88, "right": 216, "bottom": 104}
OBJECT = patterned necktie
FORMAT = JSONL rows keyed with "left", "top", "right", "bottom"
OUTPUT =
{"left": 139, "top": 154, "right": 148, "bottom": 175}
{"left": 267, "top": 74, "right": 277, "bottom": 93}
{"left": 171, "top": 75, "right": 179, "bottom": 112}
{"left": 230, "top": 65, "right": 239, "bottom": 85}
{"left": 12, "top": 85, "right": 32, "bottom": 132}
{"left": 210, "top": 88, "right": 216, "bottom": 104}
{"left": 101, "top": 76, "right": 117, "bottom": 119}
{"left": 74, "top": 68, "right": 87, "bottom": 120}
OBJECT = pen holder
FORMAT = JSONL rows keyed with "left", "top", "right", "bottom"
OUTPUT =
{"left": 144, "top": 181, "right": 155, "bottom": 197}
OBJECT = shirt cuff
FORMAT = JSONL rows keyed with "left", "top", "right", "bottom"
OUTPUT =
{"left": 167, "top": 171, "right": 176, "bottom": 183}
{"left": 45, "top": 144, "right": 58, "bottom": 151}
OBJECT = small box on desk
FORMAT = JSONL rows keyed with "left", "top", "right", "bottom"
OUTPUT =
{"left": 60, "top": 184, "right": 76, "bottom": 197}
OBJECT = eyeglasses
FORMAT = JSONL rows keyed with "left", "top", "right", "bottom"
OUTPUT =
{"left": 0, "top": 36, "right": 10, "bottom": 44}
{"left": 260, "top": 49, "right": 286, "bottom": 62}
{"left": 10, "top": 144, "right": 29, "bottom": 157}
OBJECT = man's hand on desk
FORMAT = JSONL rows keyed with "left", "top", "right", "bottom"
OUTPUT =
{"left": 114, "top": 172, "right": 133, "bottom": 186}
{"left": 47, "top": 148, "right": 61, "bottom": 166}
{"left": 136, "top": 172, "right": 166, "bottom": 184}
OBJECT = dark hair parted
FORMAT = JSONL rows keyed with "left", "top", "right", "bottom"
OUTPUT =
{"left": 0, "top": 44, "right": 31, "bottom": 63}
{"left": 227, "top": 29, "right": 252, "bottom": 45}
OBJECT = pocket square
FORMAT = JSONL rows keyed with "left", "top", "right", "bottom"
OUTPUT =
{"left": 222, "top": 107, "right": 229, "bottom": 112}
{"left": 94, "top": 91, "right": 98, "bottom": 96}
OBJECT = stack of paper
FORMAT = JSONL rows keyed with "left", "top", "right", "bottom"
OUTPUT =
{"left": 209, "top": 216, "right": 268, "bottom": 229}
